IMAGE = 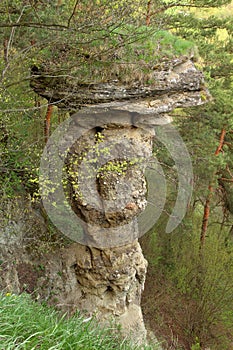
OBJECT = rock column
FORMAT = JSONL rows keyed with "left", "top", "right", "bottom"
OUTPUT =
{"left": 60, "top": 109, "right": 155, "bottom": 342}
{"left": 30, "top": 57, "right": 211, "bottom": 344}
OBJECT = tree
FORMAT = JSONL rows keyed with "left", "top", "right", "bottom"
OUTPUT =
{"left": 0, "top": 0, "right": 150, "bottom": 197}
{"left": 141, "top": 2, "right": 233, "bottom": 348}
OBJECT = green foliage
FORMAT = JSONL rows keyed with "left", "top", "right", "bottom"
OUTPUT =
{"left": 144, "top": 211, "right": 233, "bottom": 349}
{"left": 0, "top": 112, "right": 42, "bottom": 198}
{"left": 160, "top": 0, "right": 233, "bottom": 226}
{"left": 0, "top": 292, "right": 156, "bottom": 350}
{"left": 97, "top": 159, "right": 140, "bottom": 178}
{"left": 30, "top": 26, "right": 195, "bottom": 86}
{"left": 0, "top": 0, "right": 196, "bottom": 199}
{"left": 191, "top": 340, "right": 201, "bottom": 350}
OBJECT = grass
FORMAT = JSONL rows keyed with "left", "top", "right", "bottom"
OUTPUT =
{"left": 0, "top": 293, "right": 157, "bottom": 350}
{"left": 36, "top": 26, "right": 196, "bottom": 86}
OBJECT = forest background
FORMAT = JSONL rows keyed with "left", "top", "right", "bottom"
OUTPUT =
{"left": 0, "top": 1, "right": 233, "bottom": 349}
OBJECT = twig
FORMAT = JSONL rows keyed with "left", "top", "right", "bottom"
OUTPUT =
{"left": 67, "top": 0, "right": 79, "bottom": 28}
{"left": 1, "top": 6, "right": 27, "bottom": 80}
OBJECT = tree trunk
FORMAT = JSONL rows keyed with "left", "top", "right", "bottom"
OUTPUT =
{"left": 44, "top": 104, "right": 53, "bottom": 143}
{"left": 200, "top": 128, "right": 227, "bottom": 249}
{"left": 146, "top": 1, "right": 152, "bottom": 26}
{"left": 200, "top": 184, "right": 213, "bottom": 249}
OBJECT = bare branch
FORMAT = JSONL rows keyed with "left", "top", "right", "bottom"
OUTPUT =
{"left": 1, "top": 6, "right": 27, "bottom": 81}
{"left": 147, "top": 2, "right": 222, "bottom": 19}
{"left": 0, "top": 98, "right": 66, "bottom": 113}
{"left": 67, "top": 0, "right": 79, "bottom": 28}
{"left": 220, "top": 177, "right": 233, "bottom": 183}
{"left": 0, "top": 22, "right": 68, "bottom": 30}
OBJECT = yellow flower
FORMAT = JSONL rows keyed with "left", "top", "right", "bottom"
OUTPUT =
{"left": 5, "top": 292, "right": 11, "bottom": 297}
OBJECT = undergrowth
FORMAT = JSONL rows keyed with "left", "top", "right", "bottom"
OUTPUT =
{"left": 141, "top": 211, "right": 233, "bottom": 350}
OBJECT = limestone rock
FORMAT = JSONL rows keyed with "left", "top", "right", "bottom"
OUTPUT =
{"left": 30, "top": 57, "right": 210, "bottom": 112}
{"left": 0, "top": 209, "right": 148, "bottom": 344}
{"left": 0, "top": 52, "right": 211, "bottom": 348}
{"left": 59, "top": 241, "right": 148, "bottom": 342}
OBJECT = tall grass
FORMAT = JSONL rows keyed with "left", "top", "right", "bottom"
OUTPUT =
{"left": 0, "top": 293, "right": 157, "bottom": 350}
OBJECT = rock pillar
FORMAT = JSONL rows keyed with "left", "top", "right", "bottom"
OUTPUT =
{"left": 31, "top": 57, "right": 211, "bottom": 344}
{"left": 55, "top": 109, "right": 156, "bottom": 342}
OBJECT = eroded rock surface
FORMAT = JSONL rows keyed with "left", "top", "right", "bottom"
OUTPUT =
{"left": 64, "top": 116, "right": 154, "bottom": 249}
{"left": 0, "top": 55, "right": 210, "bottom": 346}
{"left": 58, "top": 241, "right": 148, "bottom": 338}
{"left": 0, "top": 205, "right": 148, "bottom": 343}
{"left": 31, "top": 57, "right": 210, "bottom": 111}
